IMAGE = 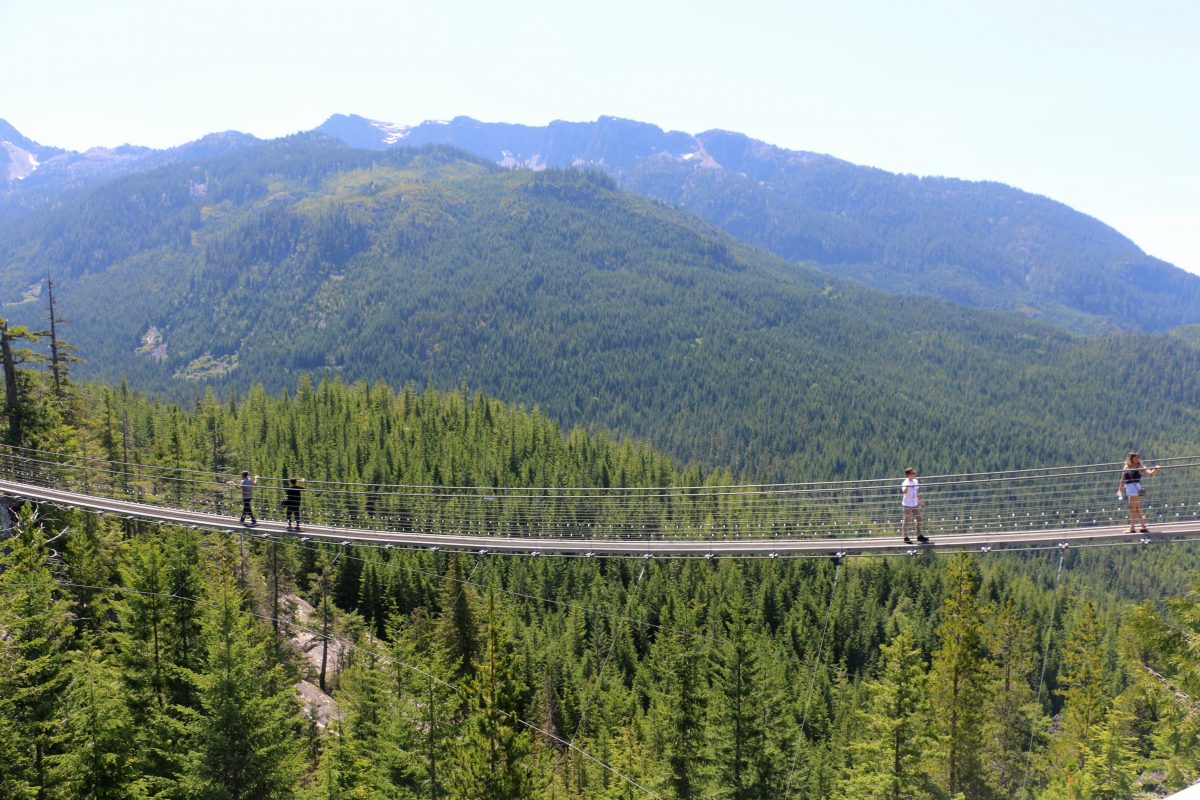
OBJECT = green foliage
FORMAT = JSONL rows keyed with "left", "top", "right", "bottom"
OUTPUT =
{"left": 836, "top": 610, "right": 934, "bottom": 800}
{"left": 8, "top": 376, "right": 1200, "bottom": 798}
{"left": 0, "top": 509, "right": 75, "bottom": 797}
{"left": 7, "top": 142, "right": 1200, "bottom": 482}
{"left": 620, "top": 141, "right": 1200, "bottom": 334}
{"left": 448, "top": 590, "right": 535, "bottom": 800}
{"left": 185, "top": 561, "right": 303, "bottom": 800}
{"left": 51, "top": 638, "right": 137, "bottom": 800}
{"left": 927, "top": 556, "right": 991, "bottom": 798}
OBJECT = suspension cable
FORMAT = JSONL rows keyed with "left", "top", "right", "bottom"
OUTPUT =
{"left": 6, "top": 446, "right": 1200, "bottom": 544}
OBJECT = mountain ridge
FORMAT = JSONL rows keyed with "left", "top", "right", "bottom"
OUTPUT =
{"left": 312, "top": 113, "right": 1200, "bottom": 334}
{"left": 0, "top": 118, "right": 260, "bottom": 214}
{"left": 5, "top": 113, "right": 1199, "bottom": 335}
{"left": 4, "top": 137, "right": 1200, "bottom": 481}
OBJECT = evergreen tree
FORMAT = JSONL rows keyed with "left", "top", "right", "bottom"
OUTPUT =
{"left": 927, "top": 555, "right": 992, "bottom": 799}
{"left": 0, "top": 692, "right": 37, "bottom": 799}
{"left": 115, "top": 532, "right": 197, "bottom": 796}
{"left": 985, "top": 598, "right": 1043, "bottom": 797}
{"left": 327, "top": 644, "right": 419, "bottom": 797}
{"left": 704, "top": 588, "right": 783, "bottom": 799}
{"left": 50, "top": 637, "right": 137, "bottom": 800}
{"left": 435, "top": 555, "right": 480, "bottom": 681}
{"left": 1078, "top": 706, "right": 1139, "bottom": 800}
{"left": 42, "top": 277, "right": 81, "bottom": 405}
{"left": 1048, "top": 599, "right": 1111, "bottom": 794}
{"left": 164, "top": 529, "right": 206, "bottom": 691}
{"left": 447, "top": 589, "right": 534, "bottom": 800}
{"left": 185, "top": 560, "right": 302, "bottom": 800}
{"left": 0, "top": 508, "right": 74, "bottom": 798}
{"left": 389, "top": 622, "right": 458, "bottom": 800}
{"left": 835, "top": 611, "right": 934, "bottom": 800}
{"left": 265, "top": 537, "right": 299, "bottom": 653}
{"left": 305, "top": 721, "right": 358, "bottom": 800}
{"left": 641, "top": 599, "right": 709, "bottom": 800}
{"left": 309, "top": 547, "right": 337, "bottom": 693}
{"left": 1123, "top": 581, "right": 1200, "bottom": 793}
{"left": 0, "top": 318, "right": 44, "bottom": 446}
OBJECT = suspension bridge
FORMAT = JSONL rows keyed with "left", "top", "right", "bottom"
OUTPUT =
{"left": 3, "top": 446, "right": 1200, "bottom": 556}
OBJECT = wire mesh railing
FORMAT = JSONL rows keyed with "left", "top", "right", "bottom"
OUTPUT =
{"left": 2, "top": 445, "right": 1200, "bottom": 542}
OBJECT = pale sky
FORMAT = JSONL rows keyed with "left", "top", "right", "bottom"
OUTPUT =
{"left": 3, "top": 0, "right": 1198, "bottom": 274}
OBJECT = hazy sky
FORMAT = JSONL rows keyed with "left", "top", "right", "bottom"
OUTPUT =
{"left": 3, "top": 0, "right": 1197, "bottom": 274}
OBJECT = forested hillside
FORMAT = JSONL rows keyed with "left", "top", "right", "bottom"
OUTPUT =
{"left": 3, "top": 136, "right": 1200, "bottom": 482}
{"left": 3, "top": 374, "right": 1200, "bottom": 799}
{"left": 316, "top": 114, "right": 1200, "bottom": 333}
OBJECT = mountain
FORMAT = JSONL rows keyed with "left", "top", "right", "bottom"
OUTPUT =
{"left": 0, "top": 118, "right": 260, "bottom": 216}
{"left": 4, "top": 135, "right": 1200, "bottom": 481}
{"left": 313, "top": 114, "right": 1200, "bottom": 334}
{"left": 0, "top": 118, "right": 66, "bottom": 185}
{"left": 9, "top": 113, "right": 1197, "bottom": 335}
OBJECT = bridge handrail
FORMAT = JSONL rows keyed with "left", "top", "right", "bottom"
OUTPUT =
{"left": 3, "top": 445, "right": 1200, "bottom": 542}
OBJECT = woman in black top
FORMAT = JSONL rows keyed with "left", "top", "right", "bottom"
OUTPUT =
{"left": 1118, "top": 452, "right": 1158, "bottom": 533}
{"left": 284, "top": 477, "right": 305, "bottom": 531}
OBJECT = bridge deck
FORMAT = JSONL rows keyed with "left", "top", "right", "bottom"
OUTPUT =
{"left": 4, "top": 477, "right": 1197, "bottom": 556}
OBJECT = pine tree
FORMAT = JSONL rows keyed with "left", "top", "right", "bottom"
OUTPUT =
{"left": 115, "top": 532, "right": 197, "bottom": 794}
{"left": 1078, "top": 705, "right": 1139, "bottom": 800}
{"left": 447, "top": 589, "right": 534, "bottom": 800}
{"left": 185, "top": 561, "right": 302, "bottom": 800}
{"left": 42, "top": 277, "right": 81, "bottom": 405}
{"left": 985, "top": 598, "right": 1043, "bottom": 797}
{"left": 309, "top": 547, "right": 337, "bottom": 693}
{"left": 389, "top": 623, "right": 458, "bottom": 800}
{"left": 0, "top": 508, "right": 74, "bottom": 798}
{"left": 50, "top": 637, "right": 137, "bottom": 800}
{"left": 1048, "top": 599, "right": 1111, "bottom": 794}
{"left": 641, "top": 599, "right": 708, "bottom": 800}
{"left": 836, "top": 611, "right": 934, "bottom": 800}
{"left": 435, "top": 555, "right": 480, "bottom": 681}
{"left": 1122, "top": 582, "right": 1200, "bottom": 793}
{"left": 328, "top": 644, "right": 419, "bottom": 797}
{"left": 0, "top": 692, "right": 37, "bottom": 799}
{"left": 705, "top": 590, "right": 780, "bottom": 800}
{"left": 927, "top": 555, "right": 992, "bottom": 799}
{"left": 306, "top": 720, "right": 358, "bottom": 800}
{"left": 164, "top": 528, "right": 206, "bottom": 692}
{"left": 265, "top": 537, "right": 299, "bottom": 653}
{"left": 0, "top": 317, "right": 44, "bottom": 446}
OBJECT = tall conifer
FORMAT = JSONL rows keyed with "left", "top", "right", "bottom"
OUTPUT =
{"left": 185, "top": 562, "right": 302, "bottom": 800}
{"left": 927, "top": 555, "right": 992, "bottom": 799}
{"left": 0, "top": 508, "right": 74, "bottom": 797}
{"left": 448, "top": 589, "right": 534, "bottom": 800}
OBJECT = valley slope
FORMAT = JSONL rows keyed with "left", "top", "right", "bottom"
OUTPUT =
{"left": 3, "top": 136, "right": 1199, "bottom": 480}
{"left": 317, "top": 114, "right": 1200, "bottom": 334}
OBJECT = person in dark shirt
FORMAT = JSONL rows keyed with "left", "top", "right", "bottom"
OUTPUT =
{"left": 1118, "top": 452, "right": 1159, "bottom": 533}
{"left": 284, "top": 477, "right": 305, "bottom": 531}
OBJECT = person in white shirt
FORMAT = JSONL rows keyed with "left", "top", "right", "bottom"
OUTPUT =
{"left": 900, "top": 467, "right": 927, "bottom": 544}
{"left": 226, "top": 471, "right": 258, "bottom": 526}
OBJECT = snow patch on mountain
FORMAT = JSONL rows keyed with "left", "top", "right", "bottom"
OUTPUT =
{"left": 497, "top": 150, "right": 549, "bottom": 170}
{"left": 368, "top": 118, "right": 412, "bottom": 144}
{"left": 2, "top": 141, "right": 40, "bottom": 180}
{"left": 681, "top": 139, "right": 721, "bottom": 170}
